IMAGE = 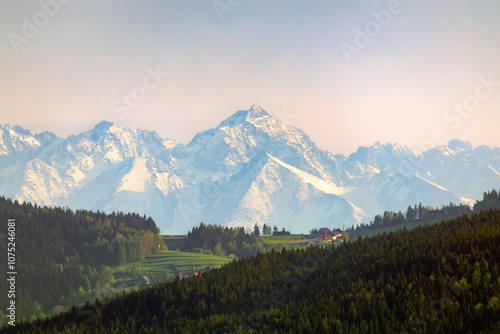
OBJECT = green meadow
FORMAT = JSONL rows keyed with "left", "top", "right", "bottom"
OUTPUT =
{"left": 125, "top": 249, "right": 233, "bottom": 278}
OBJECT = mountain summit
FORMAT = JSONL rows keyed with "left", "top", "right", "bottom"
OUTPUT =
{"left": 217, "top": 105, "right": 268, "bottom": 127}
{"left": 0, "top": 106, "right": 499, "bottom": 233}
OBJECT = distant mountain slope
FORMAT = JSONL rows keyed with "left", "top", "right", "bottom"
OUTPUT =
{"left": 1, "top": 107, "right": 499, "bottom": 233}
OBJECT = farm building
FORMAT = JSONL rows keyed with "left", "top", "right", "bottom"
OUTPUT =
{"left": 318, "top": 235, "right": 333, "bottom": 243}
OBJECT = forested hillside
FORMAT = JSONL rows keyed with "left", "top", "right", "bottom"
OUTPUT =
{"left": 7, "top": 208, "right": 500, "bottom": 333}
{"left": 0, "top": 197, "right": 164, "bottom": 322}
{"left": 348, "top": 188, "right": 500, "bottom": 239}
{"left": 474, "top": 189, "right": 500, "bottom": 212}
{"left": 186, "top": 223, "right": 274, "bottom": 257}
{"left": 349, "top": 201, "right": 472, "bottom": 234}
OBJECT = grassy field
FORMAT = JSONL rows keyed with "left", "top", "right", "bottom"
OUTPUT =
{"left": 259, "top": 234, "right": 309, "bottom": 245}
{"left": 164, "top": 234, "right": 313, "bottom": 248}
{"left": 348, "top": 213, "right": 466, "bottom": 240}
{"left": 125, "top": 250, "right": 232, "bottom": 278}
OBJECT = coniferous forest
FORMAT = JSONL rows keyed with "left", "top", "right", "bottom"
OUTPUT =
{"left": 4, "top": 208, "right": 500, "bottom": 333}
{"left": 348, "top": 188, "right": 500, "bottom": 235}
{"left": 186, "top": 223, "right": 275, "bottom": 258}
{"left": 0, "top": 197, "right": 165, "bottom": 323}
{"left": 474, "top": 189, "right": 500, "bottom": 213}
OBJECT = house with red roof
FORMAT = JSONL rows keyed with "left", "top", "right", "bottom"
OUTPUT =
{"left": 318, "top": 228, "right": 343, "bottom": 241}
{"left": 173, "top": 270, "right": 200, "bottom": 280}
{"left": 331, "top": 230, "right": 342, "bottom": 240}
{"left": 319, "top": 227, "right": 332, "bottom": 235}
{"left": 174, "top": 270, "right": 187, "bottom": 280}
{"left": 318, "top": 235, "right": 333, "bottom": 243}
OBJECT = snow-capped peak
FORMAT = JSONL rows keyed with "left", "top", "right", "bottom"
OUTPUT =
{"left": 251, "top": 104, "right": 263, "bottom": 112}
{"left": 34, "top": 131, "right": 58, "bottom": 145}
{"left": 348, "top": 142, "right": 415, "bottom": 168}
{"left": 0, "top": 122, "right": 41, "bottom": 154}
{"left": 248, "top": 105, "right": 269, "bottom": 118}
{"left": 78, "top": 120, "right": 116, "bottom": 143}
{"left": 217, "top": 106, "right": 270, "bottom": 128}
{"left": 447, "top": 139, "right": 472, "bottom": 153}
{"left": 95, "top": 120, "right": 114, "bottom": 131}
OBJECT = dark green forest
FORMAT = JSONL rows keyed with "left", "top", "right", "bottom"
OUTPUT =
{"left": 186, "top": 223, "right": 275, "bottom": 258}
{"left": 0, "top": 197, "right": 164, "bottom": 322}
{"left": 349, "top": 201, "right": 473, "bottom": 233}
{"left": 474, "top": 189, "right": 500, "bottom": 213}
{"left": 6, "top": 208, "right": 500, "bottom": 333}
{"left": 351, "top": 188, "right": 500, "bottom": 235}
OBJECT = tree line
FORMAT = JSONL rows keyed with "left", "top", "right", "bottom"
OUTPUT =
{"left": 349, "top": 200, "right": 472, "bottom": 232}
{"left": 351, "top": 188, "right": 500, "bottom": 234}
{"left": 254, "top": 223, "right": 288, "bottom": 236}
{"left": 186, "top": 223, "right": 276, "bottom": 258}
{"left": 474, "top": 188, "right": 500, "bottom": 213}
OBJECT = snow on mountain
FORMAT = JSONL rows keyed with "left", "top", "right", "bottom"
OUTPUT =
{"left": 267, "top": 154, "right": 352, "bottom": 196}
{"left": 17, "top": 159, "right": 71, "bottom": 205}
{"left": 342, "top": 170, "right": 462, "bottom": 218}
{"left": 116, "top": 157, "right": 150, "bottom": 193}
{"left": 348, "top": 142, "right": 415, "bottom": 167}
{"left": 415, "top": 173, "right": 449, "bottom": 191}
{"left": 182, "top": 105, "right": 346, "bottom": 185}
{"left": 413, "top": 140, "right": 500, "bottom": 199}
{"left": 0, "top": 123, "right": 43, "bottom": 155}
{"left": 165, "top": 152, "right": 369, "bottom": 234}
{"left": 0, "top": 108, "right": 499, "bottom": 234}
{"left": 489, "top": 165, "right": 500, "bottom": 177}
{"left": 348, "top": 142, "right": 417, "bottom": 179}
{"left": 61, "top": 158, "right": 136, "bottom": 212}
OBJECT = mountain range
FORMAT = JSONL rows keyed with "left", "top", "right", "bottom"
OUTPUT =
{"left": 1, "top": 105, "right": 500, "bottom": 234}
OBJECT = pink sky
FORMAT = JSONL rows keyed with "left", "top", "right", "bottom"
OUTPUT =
{"left": 1, "top": 0, "right": 499, "bottom": 155}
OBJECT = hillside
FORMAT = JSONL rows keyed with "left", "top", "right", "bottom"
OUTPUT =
{"left": 7, "top": 209, "right": 500, "bottom": 333}
{"left": 0, "top": 197, "right": 164, "bottom": 323}
{"left": 349, "top": 188, "right": 500, "bottom": 239}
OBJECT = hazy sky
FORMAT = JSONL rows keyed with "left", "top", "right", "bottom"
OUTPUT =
{"left": 1, "top": 0, "right": 499, "bottom": 155}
